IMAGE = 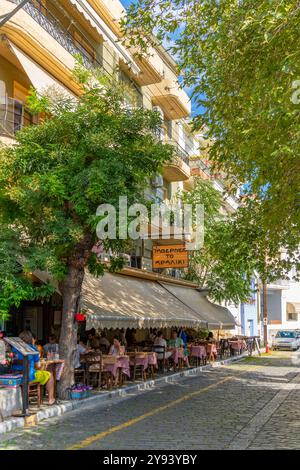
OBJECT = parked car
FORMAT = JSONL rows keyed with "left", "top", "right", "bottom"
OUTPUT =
{"left": 272, "top": 330, "right": 300, "bottom": 351}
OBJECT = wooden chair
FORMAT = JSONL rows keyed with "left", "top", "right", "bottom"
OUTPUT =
{"left": 28, "top": 382, "right": 42, "bottom": 408}
{"left": 102, "top": 355, "right": 117, "bottom": 390}
{"left": 132, "top": 352, "right": 148, "bottom": 381}
{"left": 85, "top": 352, "right": 103, "bottom": 390}
{"left": 152, "top": 345, "right": 166, "bottom": 373}
{"left": 74, "top": 359, "right": 86, "bottom": 385}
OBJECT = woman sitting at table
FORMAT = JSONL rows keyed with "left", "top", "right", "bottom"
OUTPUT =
{"left": 168, "top": 331, "right": 190, "bottom": 367}
{"left": 109, "top": 337, "right": 124, "bottom": 356}
{"left": 12, "top": 331, "right": 55, "bottom": 405}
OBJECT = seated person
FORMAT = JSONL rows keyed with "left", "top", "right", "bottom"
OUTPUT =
{"left": 74, "top": 338, "right": 90, "bottom": 369}
{"left": 168, "top": 330, "right": 190, "bottom": 366}
{"left": 12, "top": 331, "right": 55, "bottom": 405}
{"left": 99, "top": 331, "right": 110, "bottom": 351}
{"left": 109, "top": 337, "right": 123, "bottom": 356}
{"left": 153, "top": 331, "right": 172, "bottom": 360}
{"left": 43, "top": 335, "right": 59, "bottom": 356}
{"left": 168, "top": 330, "right": 184, "bottom": 349}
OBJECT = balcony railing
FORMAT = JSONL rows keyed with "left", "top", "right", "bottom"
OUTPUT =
{"left": 8, "top": 0, "right": 97, "bottom": 70}
{"left": 168, "top": 139, "right": 190, "bottom": 166}
{"left": 0, "top": 97, "right": 35, "bottom": 136}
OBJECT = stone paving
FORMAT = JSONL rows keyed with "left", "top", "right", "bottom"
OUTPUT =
{"left": 1, "top": 351, "right": 300, "bottom": 450}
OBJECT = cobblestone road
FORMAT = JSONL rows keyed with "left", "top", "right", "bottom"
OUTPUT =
{"left": 1, "top": 351, "right": 300, "bottom": 450}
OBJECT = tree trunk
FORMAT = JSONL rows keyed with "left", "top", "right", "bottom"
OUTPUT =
{"left": 57, "top": 264, "right": 85, "bottom": 400}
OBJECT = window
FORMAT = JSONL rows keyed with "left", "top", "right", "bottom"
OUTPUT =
{"left": 74, "top": 31, "right": 96, "bottom": 62}
{"left": 119, "top": 70, "right": 143, "bottom": 108}
{"left": 275, "top": 331, "right": 296, "bottom": 338}
{"left": 13, "top": 82, "right": 34, "bottom": 132}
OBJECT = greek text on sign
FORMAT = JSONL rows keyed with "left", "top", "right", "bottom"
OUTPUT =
{"left": 152, "top": 244, "right": 189, "bottom": 269}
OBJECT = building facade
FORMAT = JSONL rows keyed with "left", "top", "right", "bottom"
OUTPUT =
{"left": 0, "top": 0, "right": 236, "bottom": 339}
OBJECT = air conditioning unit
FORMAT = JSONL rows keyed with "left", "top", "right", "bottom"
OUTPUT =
{"left": 120, "top": 253, "right": 131, "bottom": 266}
{"left": 151, "top": 175, "right": 164, "bottom": 188}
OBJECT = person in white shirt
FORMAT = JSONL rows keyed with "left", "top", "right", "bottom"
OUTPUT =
{"left": 153, "top": 332, "right": 172, "bottom": 360}
{"left": 43, "top": 335, "right": 59, "bottom": 357}
{"left": 74, "top": 340, "right": 88, "bottom": 369}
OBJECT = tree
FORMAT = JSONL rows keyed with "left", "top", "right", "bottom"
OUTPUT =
{"left": 0, "top": 67, "right": 173, "bottom": 397}
{"left": 123, "top": 0, "right": 300, "bottom": 265}
{"left": 179, "top": 178, "right": 296, "bottom": 304}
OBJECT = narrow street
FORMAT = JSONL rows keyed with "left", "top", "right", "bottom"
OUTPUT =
{"left": 1, "top": 351, "right": 300, "bottom": 450}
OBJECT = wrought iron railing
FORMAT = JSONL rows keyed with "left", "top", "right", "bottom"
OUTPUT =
{"left": 8, "top": 0, "right": 96, "bottom": 69}
{"left": 168, "top": 139, "right": 190, "bottom": 166}
{"left": 0, "top": 97, "right": 34, "bottom": 136}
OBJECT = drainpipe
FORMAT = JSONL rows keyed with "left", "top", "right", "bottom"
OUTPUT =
{"left": 262, "top": 282, "right": 268, "bottom": 346}
{"left": 0, "top": 0, "right": 30, "bottom": 27}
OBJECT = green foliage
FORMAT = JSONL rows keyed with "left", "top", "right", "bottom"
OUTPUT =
{"left": 0, "top": 64, "right": 173, "bottom": 319}
{"left": 180, "top": 179, "right": 295, "bottom": 303}
{"left": 124, "top": 0, "right": 300, "bottom": 272}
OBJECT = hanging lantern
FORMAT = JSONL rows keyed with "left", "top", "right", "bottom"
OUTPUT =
{"left": 75, "top": 312, "right": 86, "bottom": 322}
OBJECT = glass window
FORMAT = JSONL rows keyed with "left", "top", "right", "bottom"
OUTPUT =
{"left": 275, "top": 331, "right": 296, "bottom": 338}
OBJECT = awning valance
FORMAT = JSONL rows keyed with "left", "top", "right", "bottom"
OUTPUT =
{"left": 160, "top": 282, "right": 236, "bottom": 330}
{"left": 9, "top": 43, "right": 75, "bottom": 99}
{"left": 68, "top": 0, "right": 140, "bottom": 75}
{"left": 287, "top": 302, "right": 300, "bottom": 314}
{"left": 82, "top": 272, "right": 207, "bottom": 330}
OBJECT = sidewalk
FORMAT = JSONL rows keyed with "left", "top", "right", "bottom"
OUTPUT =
{"left": 0, "top": 351, "right": 255, "bottom": 436}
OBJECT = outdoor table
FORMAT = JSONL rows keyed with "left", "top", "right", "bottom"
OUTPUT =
{"left": 147, "top": 352, "right": 158, "bottom": 369}
{"left": 228, "top": 340, "right": 247, "bottom": 353}
{"left": 169, "top": 348, "right": 188, "bottom": 366}
{"left": 190, "top": 345, "right": 207, "bottom": 359}
{"left": 40, "top": 359, "right": 65, "bottom": 381}
{"left": 102, "top": 355, "right": 130, "bottom": 380}
{"left": 129, "top": 353, "right": 149, "bottom": 370}
{"left": 116, "top": 355, "right": 130, "bottom": 378}
{"left": 40, "top": 359, "right": 65, "bottom": 398}
{"left": 206, "top": 343, "right": 217, "bottom": 356}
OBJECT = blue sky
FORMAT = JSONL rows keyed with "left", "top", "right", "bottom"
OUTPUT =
{"left": 120, "top": 0, "right": 134, "bottom": 7}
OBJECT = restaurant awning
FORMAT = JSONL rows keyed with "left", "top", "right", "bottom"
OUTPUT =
{"left": 9, "top": 43, "right": 75, "bottom": 99}
{"left": 160, "top": 282, "right": 236, "bottom": 330}
{"left": 82, "top": 272, "right": 207, "bottom": 330}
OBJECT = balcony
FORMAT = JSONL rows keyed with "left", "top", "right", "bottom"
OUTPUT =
{"left": 150, "top": 79, "right": 191, "bottom": 120}
{"left": 163, "top": 140, "right": 190, "bottom": 182}
{"left": 7, "top": 0, "right": 98, "bottom": 70}
{"left": 0, "top": 97, "right": 35, "bottom": 137}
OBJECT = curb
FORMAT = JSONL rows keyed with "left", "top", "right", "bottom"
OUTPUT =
{"left": 0, "top": 350, "right": 259, "bottom": 436}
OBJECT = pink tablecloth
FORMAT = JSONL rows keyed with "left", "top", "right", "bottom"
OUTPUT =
{"left": 147, "top": 352, "right": 158, "bottom": 369}
{"left": 103, "top": 356, "right": 130, "bottom": 378}
{"left": 117, "top": 356, "right": 130, "bottom": 378}
{"left": 129, "top": 355, "right": 148, "bottom": 369}
{"left": 190, "top": 345, "right": 207, "bottom": 358}
{"left": 229, "top": 340, "right": 246, "bottom": 351}
{"left": 171, "top": 348, "right": 188, "bottom": 365}
{"left": 206, "top": 343, "right": 217, "bottom": 355}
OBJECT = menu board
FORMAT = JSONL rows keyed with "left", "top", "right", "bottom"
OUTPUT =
{"left": 3, "top": 337, "right": 39, "bottom": 356}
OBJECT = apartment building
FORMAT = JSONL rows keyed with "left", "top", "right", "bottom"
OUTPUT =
{"left": 0, "top": 0, "right": 236, "bottom": 339}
